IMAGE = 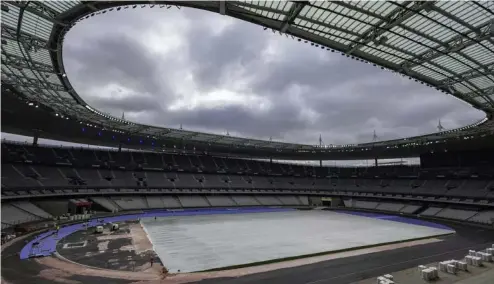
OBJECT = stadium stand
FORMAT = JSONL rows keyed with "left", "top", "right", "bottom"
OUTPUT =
{"left": 1, "top": 142, "right": 494, "bottom": 229}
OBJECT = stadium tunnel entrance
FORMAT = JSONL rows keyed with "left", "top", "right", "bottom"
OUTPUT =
{"left": 309, "top": 197, "right": 343, "bottom": 207}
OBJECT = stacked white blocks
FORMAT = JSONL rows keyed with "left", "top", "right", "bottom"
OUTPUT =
{"left": 456, "top": 261, "right": 468, "bottom": 271}
{"left": 419, "top": 246, "right": 494, "bottom": 282}
{"left": 438, "top": 260, "right": 463, "bottom": 274}
{"left": 419, "top": 265, "right": 438, "bottom": 281}
{"left": 377, "top": 274, "right": 394, "bottom": 284}
{"left": 466, "top": 247, "right": 494, "bottom": 266}
{"left": 477, "top": 252, "right": 493, "bottom": 262}
{"left": 465, "top": 255, "right": 483, "bottom": 267}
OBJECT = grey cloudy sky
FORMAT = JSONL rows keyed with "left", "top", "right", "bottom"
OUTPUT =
{"left": 60, "top": 6, "right": 483, "bottom": 146}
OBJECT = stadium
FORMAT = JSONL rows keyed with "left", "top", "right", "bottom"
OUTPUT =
{"left": 1, "top": 1, "right": 494, "bottom": 283}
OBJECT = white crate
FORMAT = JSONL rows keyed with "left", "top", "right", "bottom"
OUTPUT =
{"left": 383, "top": 274, "right": 393, "bottom": 280}
{"left": 418, "top": 265, "right": 427, "bottom": 271}
{"left": 421, "top": 268, "right": 438, "bottom": 281}
{"left": 469, "top": 250, "right": 476, "bottom": 256}
{"left": 377, "top": 276, "right": 394, "bottom": 284}
{"left": 465, "top": 255, "right": 473, "bottom": 264}
{"left": 472, "top": 256, "right": 483, "bottom": 267}
{"left": 431, "top": 267, "right": 438, "bottom": 279}
{"left": 479, "top": 252, "right": 492, "bottom": 262}
{"left": 446, "top": 264, "right": 457, "bottom": 274}
{"left": 457, "top": 261, "right": 468, "bottom": 271}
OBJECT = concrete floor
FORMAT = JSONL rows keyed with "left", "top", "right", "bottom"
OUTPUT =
{"left": 141, "top": 210, "right": 454, "bottom": 272}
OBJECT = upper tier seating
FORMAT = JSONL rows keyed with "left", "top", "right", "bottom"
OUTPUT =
{"left": 2, "top": 164, "right": 493, "bottom": 199}
{"left": 0, "top": 142, "right": 432, "bottom": 177}
{"left": 2, "top": 143, "right": 494, "bottom": 200}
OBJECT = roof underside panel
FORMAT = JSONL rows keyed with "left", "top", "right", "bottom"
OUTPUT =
{"left": 1, "top": 0, "right": 493, "bottom": 151}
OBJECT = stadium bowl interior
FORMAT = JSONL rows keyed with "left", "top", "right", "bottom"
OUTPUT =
{"left": 1, "top": 1, "right": 494, "bottom": 284}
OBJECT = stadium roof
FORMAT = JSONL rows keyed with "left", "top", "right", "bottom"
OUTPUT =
{"left": 1, "top": 1, "right": 494, "bottom": 151}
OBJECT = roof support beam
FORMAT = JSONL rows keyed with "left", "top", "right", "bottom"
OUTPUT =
{"left": 2, "top": 74, "right": 66, "bottom": 92}
{"left": 405, "top": 20, "right": 493, "bottom": 69}
{"left": 208, "top": 136, "right": 226, "bottom": 143}
{"left": 332, "top": 1, "right": 491, "bottom": 80}
{"left": 8, "top": 1, "right": 66, "bottom": 26}
{"left": 430, "top": 5, "right": 494, "bottom": 46}
{"left": 280, "top": 1, "right": 308, "bottom": 33}
{"left": 439, "top": 62, "right": 494, "bottom": 86}
{"left": 128, "top": 126, "right": 150, "bottom": 135}
{"left": 467, "top": 86, "right": 494, "bottom": 98}
{"left": 347, "top": 1, "right": 436, "bottom": 54}
{"left": 1, "top": 25, "right": 54, "bottom": 52}
{"left": 182, "top": 133, "right": 198, "bottom": 140}
{"left": 1, "top": 52, "right": 56, "bottom": 73}
{"left": 80, "top": 1, "right": 98, "bottom": 12}
{"left": 157, "top": 129, "right": 172, "bottom": 136}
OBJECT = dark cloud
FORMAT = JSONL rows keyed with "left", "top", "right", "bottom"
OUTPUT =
{"left": 61, "top": 7, "right": 484, "bottom": 146}
{"left": 64, "top": 33, "right": 165, "bottom": 96}
{"left": 167, "top": 102, "right": 310, "bottom": 140}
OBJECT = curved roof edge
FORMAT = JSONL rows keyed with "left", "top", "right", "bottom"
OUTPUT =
{"left": 2, "top": 1, "right": 494, "bottom": 152}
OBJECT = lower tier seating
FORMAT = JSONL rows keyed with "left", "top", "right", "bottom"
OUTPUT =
{"left": 343, "top": 198, "right": 494, "bottom": 225}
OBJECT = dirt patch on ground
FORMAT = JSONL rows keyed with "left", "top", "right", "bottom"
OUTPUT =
{"left": 96, "top": 234, "right": 131, "bottom": 241}
{"left": 38, "top": 268, "right": 81, "bottom": 284}
{"left": 36, "top": 256, "right": 161, "bottom": 281}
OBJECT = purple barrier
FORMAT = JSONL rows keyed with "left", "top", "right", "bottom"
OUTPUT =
{"left": 334, "top": 210, "right": 454, "bottom": 231}
{"left": 20, "top": 207, "right": 294, "bottom": 260}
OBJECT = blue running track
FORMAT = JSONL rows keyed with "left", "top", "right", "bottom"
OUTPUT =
{"left": 334, "top": 210, "right": 454, "bottom": 231}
